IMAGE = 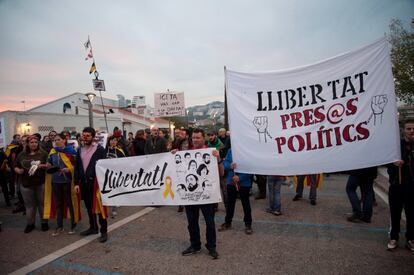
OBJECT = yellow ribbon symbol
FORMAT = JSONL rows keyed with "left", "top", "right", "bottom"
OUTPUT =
{"left": 163, "top": 176, "right": 174, "bottom": 199}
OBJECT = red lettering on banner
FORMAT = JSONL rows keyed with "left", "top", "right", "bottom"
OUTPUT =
{"left": 273, "top": 97, "right": 370, "bottom": 154}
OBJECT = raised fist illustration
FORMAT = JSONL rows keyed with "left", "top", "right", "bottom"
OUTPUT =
{"left": 370, "top": 95, "right": 388, "bottom": 125}
{"left": 253, "top": 116, "right": 271, "bottom": 143}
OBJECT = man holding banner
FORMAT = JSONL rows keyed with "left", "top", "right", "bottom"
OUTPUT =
{"left": 176, "top": 128, "right": 220, "bottom": 259}
{"left": 387, "top": 120, "right": 414, "bottom": 251}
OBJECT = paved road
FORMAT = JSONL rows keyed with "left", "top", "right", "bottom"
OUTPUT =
{"left": 0, "top": 174, "right": 413, "bottom": 275}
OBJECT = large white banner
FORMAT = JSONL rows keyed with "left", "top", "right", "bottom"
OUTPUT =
{"left": 96, "top": 148, "right": 221, "bottom": 206}
{"left": 226, "top": 38, "right": 400, "bottom": 175}
{"left": 154, "top": 92, "right": 186, "bottom": 117}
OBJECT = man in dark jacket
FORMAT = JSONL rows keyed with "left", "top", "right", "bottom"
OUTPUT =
{"left": 74, "top": 127, "right": 108, "bottom": 242}
{"left": 386, "top": 120, "right": 414, "bottom": 251}
{"left": 132, "top": 129, "right": 146, "bottom": 156}
{"left": 144, "top": 126, "right": 168, "bottom": 155}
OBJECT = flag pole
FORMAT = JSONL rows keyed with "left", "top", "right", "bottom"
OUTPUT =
{"left": 224, "top": 66, "right": 229, "bottom": 130}
{"left": 87, "top": 36, "right": 109, "bottom": 132}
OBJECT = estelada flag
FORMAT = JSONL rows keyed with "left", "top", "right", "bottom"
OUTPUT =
{"left": 89, "top": 62, "right": 96, "bottom": 74}
{"left": 43, "top": 148, "right": 81, "bottom": 223}
{"left": 293, "top": 174, "right": 324, "bottom": 189}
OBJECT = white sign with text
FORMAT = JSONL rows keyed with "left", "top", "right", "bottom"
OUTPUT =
{"left": 154, "top": 92, "right": 186, "bottom": 117}
{"left": 226, "top": 38, "right": 400, "bottom": 175}
{"left": 96, "top": 148, "right": 221, "bottom": 206}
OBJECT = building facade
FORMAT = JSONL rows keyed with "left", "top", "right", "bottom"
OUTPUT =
{"left": 0, "top": 93, "right": 169, "bottom": 145}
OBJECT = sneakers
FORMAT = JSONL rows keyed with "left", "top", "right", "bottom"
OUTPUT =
{"left": 99, "top": 233, "right": 108, "bottom": 243}
{"left": 52, "top": 227, "right": 64, "bottom": 237}
{"left": 80, "top": 228, "right": 99, "bottom": 236}
{"left": 68, "top": 224, "right": 77, "bottom": 235}
{"left": 245, "top": 225, "right": 253, "bottom": 235}
{"left": 387, "top": 239, "right": 398, "bottom": 250}
{"left": 406, "top": 240, "right": 414, "bottom": 252}
{"left": 266, "top": 208, "right": 282, "bottom": 216}
{"left": 310, "top": 199, "right": 316, "bottom": 206}
{"left": 292, "top": 194, "right": 302, "bottom": 201}
{"left": 208, "top": 249, "right": 219, "bottom": 259}
{"left": 41, "top": 223, "right": 49, "bottom": 232}
{"left": 218, "top": 223, "right": 231, "bottom": 232}
{"left": 182, "top": 246, "right": 201, "bottom": 256}
{"left": 111, "top": 210, "right": 118, "bottom": 219}
{"left": 24, "top": 224, "right": 35, "bottom": 233}
{"left": 272, "top": 210, "right": 282, "bottom": 216}
{"left": 386, "top": 239, "right": 414, "bottom": 251}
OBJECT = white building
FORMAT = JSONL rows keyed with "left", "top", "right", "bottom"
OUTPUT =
{"left": 0, "top": 92, "right": 169, "bottom": 145}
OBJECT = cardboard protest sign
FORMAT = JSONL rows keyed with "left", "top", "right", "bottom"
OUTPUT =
{"left": 154, "top": 92, "right": 186, "bottom": 117}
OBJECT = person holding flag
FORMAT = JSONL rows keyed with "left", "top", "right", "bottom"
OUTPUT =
{"left": 292, "top": 174, "right": 323, "bottom": 205}
{"left": 44, "top": 133, "right": 80, "bottom": 236}
{"left": 219, "top": 147, "right": 254, "bottom": 235}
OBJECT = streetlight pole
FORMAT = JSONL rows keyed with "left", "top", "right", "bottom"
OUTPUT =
{"left": 85, "top": 92, "right": 96, "bottom": 128}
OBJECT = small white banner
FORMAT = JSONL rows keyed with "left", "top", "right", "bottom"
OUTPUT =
{"left": 154, "top": 92, "right": 186, "bottom": 117}
{"left": 95, "top": 132, "right": 108, "bottom": 149}
{"left": 96, "top": 148, "right": 221, "bottom": 206}
{"left": 226, "top": 38, "right": 401, "bottom": 175}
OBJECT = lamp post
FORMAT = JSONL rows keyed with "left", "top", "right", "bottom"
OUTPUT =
{"left": 85, "top": 92, "right": 96, "bottom": 128}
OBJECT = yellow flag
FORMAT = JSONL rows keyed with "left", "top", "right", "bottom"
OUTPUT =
{"left": 89, "top": 62, "right": 96, "bottom": 74}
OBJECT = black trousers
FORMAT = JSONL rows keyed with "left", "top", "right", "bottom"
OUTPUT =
{"left": 255, "top": 175, "right": 267, "bottom": 197}
{"left": 9, "top": 172, "right": 16, "bottom": 197}
{"left": 225, "top": 185, "right": 252, "bottom": 226}
{"left": 389, "top": 184, "right": 414, "bottom": 241}
{"left": 185, "top": 204, "right": 216, "bottom": 250}
{"left": 0, "top": 179, "right": 10, "bottom": 205}
{"left": 52, "top": 182, "right": 75, "bottom": 228}
{"left": 82, "top": 182, "right": 107, "bottom": 234}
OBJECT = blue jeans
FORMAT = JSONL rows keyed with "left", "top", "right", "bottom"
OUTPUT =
{"left": 346, "top": 175, "right": 374, "bottom": 219}
{"left": 267, "top": 176, "right": 283, "bottom": 211}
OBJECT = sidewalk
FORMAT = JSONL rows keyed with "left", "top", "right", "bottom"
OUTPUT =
{"left": 1, "top": 174, "right": 413, "bottom": 275}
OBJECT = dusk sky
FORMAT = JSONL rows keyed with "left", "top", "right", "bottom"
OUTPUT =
{"left": 0, "top": 0, "right": 413, "bottom": 112}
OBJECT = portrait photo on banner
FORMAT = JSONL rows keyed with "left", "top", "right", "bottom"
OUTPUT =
{"left": 96, "top": 148, "right": 221, "bottom": 206}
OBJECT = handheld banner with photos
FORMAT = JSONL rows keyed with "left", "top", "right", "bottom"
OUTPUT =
{"left": 96, "top": 148, "right": 221, "bottom": 206}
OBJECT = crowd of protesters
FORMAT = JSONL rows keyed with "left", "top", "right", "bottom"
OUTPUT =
{"left": 0, "top": 121, "right": 413, "bottom": 257}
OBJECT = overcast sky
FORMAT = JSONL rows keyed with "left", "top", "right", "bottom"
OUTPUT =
{"left": 0, "top": 0, "right": 413, "bottom": 112}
